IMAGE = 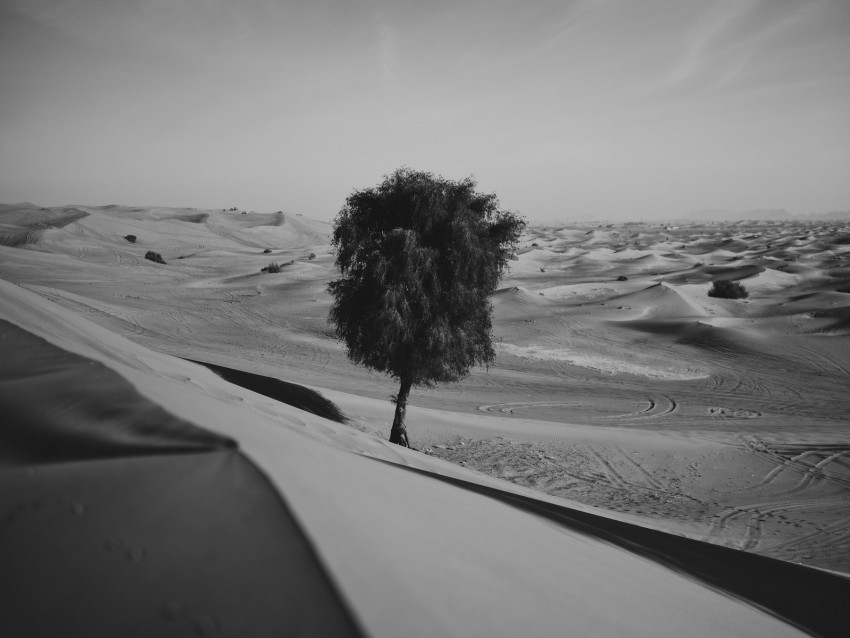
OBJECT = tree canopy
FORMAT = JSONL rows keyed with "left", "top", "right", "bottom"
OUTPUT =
{"left": 327, "top": 167, "right": 525, "bottom": 445}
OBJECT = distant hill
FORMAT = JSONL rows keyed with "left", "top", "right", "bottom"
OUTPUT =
{"left": 687, "top": 209, "right": 850, "bottom": 222}
{"left": 690, "top": 209, "right": 793, "bottom": 221}
{"left": 809, "top": 210, "right": 850, "bottom": 221}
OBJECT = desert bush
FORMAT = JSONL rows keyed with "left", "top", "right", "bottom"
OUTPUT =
{"left": 708, "top": 279, "right": 748, "bottom": 299}
{"left": 266, "top": 262, "right": 281, "bottom": 273}
{"left": 144, "top": 251, "right": 166, "bottom": 264}
{"left": 263, "top": 248, "right": 272, "bottom": 253}
{"left": 617, "top": 275, "right": 628, "bottom": 281}
{"left": 124, "top": 235, "right": 137, "bottom": 243}
{"left": 309, "top": 252, "right": 316, "bottom": 260}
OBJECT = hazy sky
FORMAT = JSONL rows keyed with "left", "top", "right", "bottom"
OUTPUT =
{"left": 1, "top": 0, "right": 848, "bottom": 221}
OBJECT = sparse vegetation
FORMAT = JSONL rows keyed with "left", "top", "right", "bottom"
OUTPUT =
{"left": 308, "top": 252, "right": 316, "bottom": 260}
{"left": 124, "top": 235, "right": 137, "bottom": 243}
{"left": 708, "top": 279, "right": 749, "bottom": 299}
{"left": 144, "top": 251, "right": 166, "bottom": 264}
{"left": 263, "top": 248, "right": 272, "bottom": 253}
{"left": 264, "top": 262, "right": 281, "bottom": 273}
{"left": 617, "top": 275, "right": 628, "bottom": 281}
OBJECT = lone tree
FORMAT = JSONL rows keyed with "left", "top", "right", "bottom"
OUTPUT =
{"left": 328, "top": 168, "right": 525, "bottom": 446}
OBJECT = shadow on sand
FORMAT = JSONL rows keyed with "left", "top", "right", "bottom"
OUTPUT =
{"left": 186, "top": 359, "right": 348, "bottom": 424}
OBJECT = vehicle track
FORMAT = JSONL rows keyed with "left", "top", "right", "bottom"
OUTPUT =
{"left": 587, "top": 445, "right": 672, "bottom": 495}
{"left": 706, "top": 506, "right": 767, "bottom": 551}
{"left": 745, "top": 443, "right": 850, "bottom": 491}
{"left": 767, "top": 513, "right": 850, "bottom": 556}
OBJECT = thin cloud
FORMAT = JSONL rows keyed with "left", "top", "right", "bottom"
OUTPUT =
{"left": 651, "top": 0, "right": 817, "bottom": 96}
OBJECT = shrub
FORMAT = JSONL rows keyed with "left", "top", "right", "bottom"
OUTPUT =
{"left": 266, "top": 262, "right": 281, "bottom": 273}
{"left": 144, "top": 251, "right": 166, "bottom": 264}
{"left": 708, "top": 279, "right": 748, "bottom": 299}
{"left": 308, "top": 252, "right": 316, "bottom": 260}
{"left": 124, "top": 235, "right": 137, "bottom": 243}
{"left": 263, "top": 248, "right": 272, "bottom": 253}
{"left": 617, "top": 275, "right": 628, "bottom": 281}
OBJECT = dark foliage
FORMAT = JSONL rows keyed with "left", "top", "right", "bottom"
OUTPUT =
{"left": 708, "top": 279, "right": 749, "bottom": 299}
{"left": 328, "top": 167, "right": 525, "bottom": 445}
{"left": 124, "top": 235, "right": 137, "bottom": 243}
{"left": 263, "top": 262, "right": 281, "bottom": 273}
{"left": 617, "top": 275, "right": 629, "bottom": 281}
{"left": 144, "top": 251, "right": 166, "bottom": 264}
{"left": 263, "top": 248, "right": 272, "bottom": 253}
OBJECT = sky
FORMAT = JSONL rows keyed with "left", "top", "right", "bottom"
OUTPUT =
{"left": 1, "top": 0, "right": 848, "bottom": 222}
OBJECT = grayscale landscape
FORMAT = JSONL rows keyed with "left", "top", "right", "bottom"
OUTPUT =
{"left": 1, "top": 202, "right": 849, "bottom": 636}
{"left": 2, "top": 1, "right": 848, "bottom": 636}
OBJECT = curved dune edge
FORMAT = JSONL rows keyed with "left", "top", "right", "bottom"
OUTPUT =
{"left": 0, "top": 319, "right": 365, "bottom": 637}
{"left": 186, "top": 357, "right": 348, "bottom": 423}
{"left": 0, "top": 320, "right": 235, "bottom": 466}
{"left": 2, "top": 281, "right": 848, "bottom": 636}
{"left": 376, "top": 459, "right": 850, "bottom": 638}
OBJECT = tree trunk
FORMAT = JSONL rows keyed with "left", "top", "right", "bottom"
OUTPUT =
{"left": 389, "top": 378, "right": 412, "bottom": 447}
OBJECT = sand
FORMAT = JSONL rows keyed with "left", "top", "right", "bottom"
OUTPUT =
{"left": 1, "top": 202, "right": 849, "bottom": 636}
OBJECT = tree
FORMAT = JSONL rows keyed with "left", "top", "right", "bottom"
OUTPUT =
{"left": 328, "top": 168, "right": 525, "bottom": 446}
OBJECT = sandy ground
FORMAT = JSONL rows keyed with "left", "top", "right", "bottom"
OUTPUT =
{"left": 2, "top": 202, "right": 850, "bottom": 635}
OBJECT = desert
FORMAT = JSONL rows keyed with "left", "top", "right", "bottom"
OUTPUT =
{"left": 1, "top": 201, "right": 849, "bottom": 637}
{"left": 3, "top": 0, "right": 849, "bottom": 634}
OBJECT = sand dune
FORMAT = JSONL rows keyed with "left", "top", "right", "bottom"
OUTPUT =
{"left": 2, "top": 204, "right": 850, "bottom": 636}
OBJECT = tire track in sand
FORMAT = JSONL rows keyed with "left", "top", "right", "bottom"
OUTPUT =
{"left": 742, "top": 440, "right": 850, "bottom": 492}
